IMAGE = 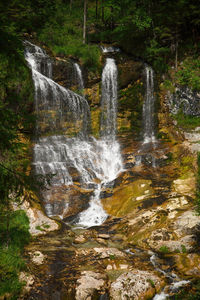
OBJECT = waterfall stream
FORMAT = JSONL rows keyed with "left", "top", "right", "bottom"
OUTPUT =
{"left": 143, "top": 66, "right": 156, "bottom": 144}
{"left": 75, "top": 57, "right": 123, "bottom": 227}
{"left": 100, "top": 58, "right": 118, "bottom": 138}
{"left": 25, "top": 41, "right": 123, "bottom": 227}
{"left": 74, "top": 62, "right": 84, "bottom": 92}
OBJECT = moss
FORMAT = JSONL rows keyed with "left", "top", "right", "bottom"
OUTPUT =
{"left": 102, "top": 179, "right": 153, "bottom": 217}
{"left": 159, "top": 246, "right": 170, "bottom": 254}
{"left": 118, "top": 81, "right": 144, "bottom": 135}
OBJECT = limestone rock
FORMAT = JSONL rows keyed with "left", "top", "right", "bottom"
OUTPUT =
{"left": 17, "top": 200, "right": 59, "bottom": 236}
{"left": 110, "top": 270, "right": 162, "bottom": 300}
{"left": 174, "top": 210, "right": 200, "bottom": 236}
{"left": 173, "top": 177, "right": 195, "bottom": 196}
{"left": 19, "top": 272, "right": 34, "bottom": 294}
{"left": 74, "top": 235, "right": 86, "bottom": 244}
{"left": 30, "top": 251, "right": 45, "bottom": 265}
{"left": 93, "top": 247, "right": 125, "bottom": 259}
{"left": 75, "top": 271, "right": 106, "bottom": 300}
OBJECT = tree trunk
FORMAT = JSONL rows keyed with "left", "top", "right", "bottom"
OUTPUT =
{"left": 70, "top": 0, "right": 73, "bottom": 11}
{"left": 96, "top": 0, "right": 98, "bottom": 19}
{"left": 83, "top": 0, "right": 87, "bottom": 44}
{"left": 175, "top": 39, "right": 178, "bottom": 71}
{"left": 110, "top": 5, "right": 114, "bottom": 30}
{"left": 101, "top": 0, "right": 104, "bottom": 23}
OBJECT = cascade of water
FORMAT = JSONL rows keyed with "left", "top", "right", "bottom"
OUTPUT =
{"left": 101, "top": 46, "right": 120, "bottom": 53}
{"left": 74, "top": 57, "right": 123, "bottom": 227}
{"left": 143, "top": 66, "right": 156, "bottom": 144}
{"left": 100, "top": 58, "right": 118, "bottom": 138}
{"left": 150, "top": 254, "right": 190, "bottom": 299}
{"left": 25, "top": 41, "right": 90, "bottom": 136}
{"left": 25, "top": 42, "right": 123, "bottom": 226}
{"left": 74, "top": 62, "right": 84, "bottom": 92}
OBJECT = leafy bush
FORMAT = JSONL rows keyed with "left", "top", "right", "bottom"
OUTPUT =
{"left": 173, "top": 111, "right": 200, "bottom": 130}
{"left": 0, "top": 210, "right": 30, "bottom": 298}
{"left": 176, "top": 57, "right": 200, "bottom": 91}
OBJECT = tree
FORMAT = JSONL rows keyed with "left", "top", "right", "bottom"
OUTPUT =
{"left": 83, "top": 0, "right": 87, "bottom": 43}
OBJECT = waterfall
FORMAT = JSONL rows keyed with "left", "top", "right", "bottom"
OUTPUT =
{"left": 25, "top": 41, "right": 123, "bottom": 227}
{"left": 24, "top": 41, "right": 90, "bottom": 136}
{"left": 75, "top": 57, "right": 123, "bottom": 227}
{"left": 74, "top": 62, "right": 84, "bottom": 92}
{"left": 143, "top": 66, "right": 156, "bottom": 144}
{"left": 101, "top": 58, "right": 118, "bottom": 138}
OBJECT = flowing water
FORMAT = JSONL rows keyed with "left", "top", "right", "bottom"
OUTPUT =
{"left": 25, "top": 42, "right": 123, "bottom": 227}
{"left": 100, "top": 58, "right": 118, "bottom": 138}
{"left": 75, "top": 57, "right": 123, "bottom": 227}
{"left": 151, "top": 253, "right": 190, "bottom": 299}
{"left": 143, "top": 66, "right": 156, "bottom": 144}
{"left": 74, "top": 62, "right": 84, "bottom": 92}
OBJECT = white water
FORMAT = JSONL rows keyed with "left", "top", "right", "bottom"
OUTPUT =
{"left": 75, "top": 57, "right": 123, "bottom": 227}
{"left": 151, "top": 254, "right": 190, "bottom": 299}
{"left": 101, "top": 58, "right": 118, "bottom": 137}
{"left": 143, "top": 66, "right": 156, "bottom": 144}
{"left": 25, "top": 42, "right": 123, "bottom": 226}
{"left": 25, "top": 41, "right": 90, "bottom": 136}
{"left": 74, "top": 62, "right": 84, "bottom": 92}
{"left": 101, "top": 46, "right": 120, "bottom": 53}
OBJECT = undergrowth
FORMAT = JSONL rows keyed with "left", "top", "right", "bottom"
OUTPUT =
{"left": 0, "top": 210, "right": 30, "bottom": 299}
{"left": 173, "top": 112, "right": 200, "bottom": 130}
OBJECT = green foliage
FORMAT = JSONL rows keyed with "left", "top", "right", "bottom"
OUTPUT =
{"left": 119, "top": 81, "right": 144, "bottom": 134}
{"left": 0, "top": 210, "right": 30, "bottom": 298}
{"left": 147, "top": 279, "right": 155, "bottom": 288}
{"left": 159, "top": 245, "right": 170, "bottom": 254}
{"left": 38, "top": 3, "right": 101, "bottom": 72}
{"left": 173, "top": 111, "right": 200, "bottom": 130}
{"left": 176, "top": 57, "right": 200, "bottom": 91}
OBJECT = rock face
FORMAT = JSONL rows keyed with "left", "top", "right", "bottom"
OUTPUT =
{"left": 110, "top": 270, "right": 162, "bottom": 300}
{"left": 19, "top": 200, "right": 59, "bottom": 236}
{"left": 75, "top": 271, "right": 106, "bottom": 300}
{"left": 168, "top": 86, "right": 200, "bottom": 116}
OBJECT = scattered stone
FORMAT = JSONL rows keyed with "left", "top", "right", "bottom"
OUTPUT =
{"left": 75, "top": 271, "right": 106, "bottom": 300}
{"left": 30, "top": 251, "right": 45, "bottom": 265}
{"left": 174, "top": 210, "right": 200, "bottom": 236}
{"left": 19, "top": 272, "right": 34, "bottom": 294}
{"left": 110, "top": 270, "right": 162, "bottom": 300}
{"left": 93, "top": 248, "right": 125, "bottom": 259}
{"left": 17, "top": 200, "right": 59, "bottom": 236}
{"left": 74, "top": 235, "right": 86, "bottom": 244}
{"left": 173, "top": 177, "right": 195, "bottom": 196}
{"left": 98, "top": 234, "right": 110, "bottom": 239}
{"left": 96, "top": 238, "right": 107, "bottom": 246}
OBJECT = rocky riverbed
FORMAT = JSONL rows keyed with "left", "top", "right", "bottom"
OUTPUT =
{"left": 19, "top": 132, "right": 200, "bottom": 300}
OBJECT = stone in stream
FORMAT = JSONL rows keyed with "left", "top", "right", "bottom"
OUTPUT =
{"left": 109, "top": 270, "right": 163, "bottom": 300}
{"left": 75, "top": 271, "right": 106, "bottom": 300}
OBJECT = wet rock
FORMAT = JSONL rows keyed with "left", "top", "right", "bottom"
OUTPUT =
{"left": 30, "top": 251, "right": 46, "bottom": 265}
{"left": 93, "top": 248, "right": 125, "bottom": 259}
{"left": 173, "top": 177, "right": 195, "bottom": 196}
{"left": 19, "top": 272, "right": 34, "bottom": 295}
{"left": 74, "top": 235, "right": 87, "bottom": 244}
{"left": 174, "top": 210, "right": 200, "bottom": 236}
{"left": 18, "top": 200, "right": 59, "bottom": 236}
{"left": 110, "top": 270, "right": 162, "bottom": 300}
{"left": 98, "top": 234, "right": 110, "bottom": 239}
{"left": 75, "top": 271, "right": 106, "bottom": 300}
{"left": 175, "top": 253, "right": 200, "bottom": 276}
{"left": 168, "top": 86, "right": 200, "bottom": 116}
